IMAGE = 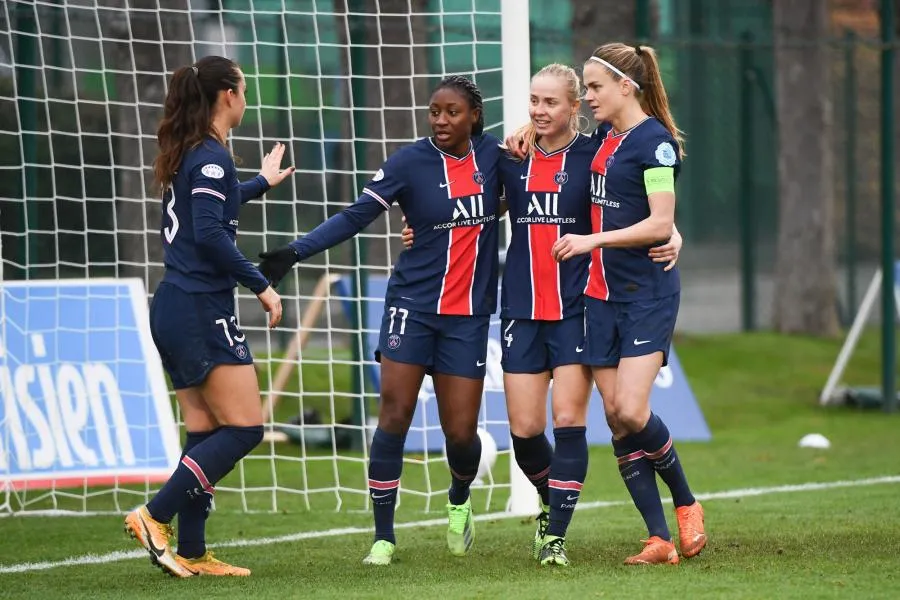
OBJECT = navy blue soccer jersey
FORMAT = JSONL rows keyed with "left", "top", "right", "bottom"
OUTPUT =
{"left": 586, "top": 117, "right": 681, "bottom": 301}
{"left": 360, "top": 134, "right": 503, "bottom": 316}
{"left": 159, "top": 138, "right": 270, "bottom": 295}
{"left": 499, "top": 133, "right": 594, "bottom": 320}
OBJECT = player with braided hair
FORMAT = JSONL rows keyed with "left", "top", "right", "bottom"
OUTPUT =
{"left": 258, "top": 75, "right": 503, "bottom": 565}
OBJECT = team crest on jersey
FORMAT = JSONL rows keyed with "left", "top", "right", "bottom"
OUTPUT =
{"left": 201, "top": 163, "right": 225, "bottom": 179}
{"left": 472, "top": 171, "right": 486, "bottom": 185}
{"left": 234, "top": 344, "right": 247, "bottom": 359}
{"left": 655, "top": 142, "right": 677, "bottom": 166}
{"left": 387, "top": 333, "right": 401, "bottom": 350}
{"left": 554, "top": 171, "right": 568, "bottom": 185}
{"left": 606, "top": 155, "right": 616, "bottom": 170}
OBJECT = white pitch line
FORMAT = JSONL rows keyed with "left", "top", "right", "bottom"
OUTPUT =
{"left": 1, "top": 474, "right": 897, "bottom": 574}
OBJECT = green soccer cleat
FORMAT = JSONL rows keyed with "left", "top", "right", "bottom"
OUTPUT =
{"left": 532, "top": 505, "right": 550, "bottom": 560}
{"left": 446, "top": 498, "right": 474, "bottom": 556}
{"left": 362, "top": 539, "right": 396, "bottom": 565}
{"left": 539, "top": 535, "right": 569, "bottom": 567}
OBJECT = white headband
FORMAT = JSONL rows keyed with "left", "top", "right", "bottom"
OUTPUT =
{"left": 588, "top": 56, "right": 641, "bottom": 90}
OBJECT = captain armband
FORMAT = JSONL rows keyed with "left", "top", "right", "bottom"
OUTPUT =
{"left": 644, "top": 167, "right": 675, "bottom": 195}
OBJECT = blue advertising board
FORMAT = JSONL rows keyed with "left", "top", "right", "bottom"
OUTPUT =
{"left": 0, "top": 279, "right": 180, "bottom": 488}
{"left": 338, "top": 276, "right": 710, "bottom": 452}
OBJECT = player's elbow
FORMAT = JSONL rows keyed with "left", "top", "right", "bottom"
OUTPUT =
{"left": 194, "top": 227, "right": 226, "bottom": 254}
{"left": 648, "top": 215, "right": 674, "bottom": 243}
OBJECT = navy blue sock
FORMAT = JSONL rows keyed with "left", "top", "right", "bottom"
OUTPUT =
{"left": 176, "top": 429, "right": 216, "bottom": 559}
{"left": 633, "top": 413, "right": 696, "bottom": 508}
{"left": 547, "top": 426, "right": 588, "bottom": 538}
{"left": 511, "top": 432, "right": 552, "bottom": 507}
{"left": 446, "top": 434, "right": 481, "bottom": 505}
{"left": 368, "top": 428, "right": 405, "bottom": 544}
{"left": 147, "top": 425, "right": 263, "bottom": 523}
{"left": 613, "top": 435, "right": 670, "bottom": 541}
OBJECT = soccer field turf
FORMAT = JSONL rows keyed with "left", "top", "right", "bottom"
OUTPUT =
{"left": 1, "top": 332, "right": 898, "bottom": 599}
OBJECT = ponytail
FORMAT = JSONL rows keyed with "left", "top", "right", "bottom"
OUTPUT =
{"left": 634, "top": 45, "right": 685, "bottom": 157}
{"left": 152, "top": 55, "right": 241, "bottom": 193}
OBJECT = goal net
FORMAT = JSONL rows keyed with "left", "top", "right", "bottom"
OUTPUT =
{"left": 0, "top": 0, "right": 533, "bottom": 515}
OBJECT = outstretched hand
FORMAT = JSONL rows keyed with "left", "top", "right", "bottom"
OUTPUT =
{"left": 260, "top": 142, "right": 296, "bottom": 188}
{"left": 258, "top": 245, "right": 299, "bottom": 288}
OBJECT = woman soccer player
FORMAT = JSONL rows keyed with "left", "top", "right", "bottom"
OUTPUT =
{"left": 406, "top": 63, "right": 684, "bottom": 567}
{"left": 550, "top": 43, "right": 707, "bottom": 565}
{"left": 257, "top": 76, "right": 503, "bottom": 566}
{"left": 124, "top": 55, "right": 294, "bottom": 578}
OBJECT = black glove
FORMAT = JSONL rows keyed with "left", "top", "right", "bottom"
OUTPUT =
{"left": 258, "top": 245, "right": 299, "bottom": 288}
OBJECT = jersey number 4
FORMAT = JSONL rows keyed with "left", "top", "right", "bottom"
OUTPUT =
{"left": 163, "top": 185, "right": 179, "bottom": 243}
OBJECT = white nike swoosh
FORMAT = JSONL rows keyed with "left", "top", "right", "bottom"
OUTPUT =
{"left": 439, "top": 181, "right": 455, "bottom": 188}
{"left": 566, "top": 494, "right": 579, "bottom": 501}
{"left": 520, "top": 174, "right": 534, "bottom": 180}
{"left": 575, "top": 346, "right": 583, "bottom": 353}
{"left": 476, "top": 360, "right": 486, "bottom": 366}
{"left": 634, "top": 339, "right": 651, "bottom": 345}
{"left": 371, "top": 493, "right": 391, "bottom": 499}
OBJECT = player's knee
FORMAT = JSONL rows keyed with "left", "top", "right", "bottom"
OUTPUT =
{"left": 615, "top": 403, "right": 651, "bottom": 435}
{"left": 508, "top": 412, "right": 545, "bottom": 438}
{"left": 443, "top": 425, "right": 477, "bottom": 448}
{"left": 377, "top": 395, "right": 416, "bottom": 435}
{"left": 551, "top": 410, "right": 583, "bottom": 429}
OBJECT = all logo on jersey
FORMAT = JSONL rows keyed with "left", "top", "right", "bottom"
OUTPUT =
{"left": 373, "top": 168, "right": 385, "bottom": 182}
{"left": 591, "top": 132, "right": 629, "bottom": 209}
{"left": 452, "top": 195, "right": 486, "bottom": 220}
{"left": 517, "top": 193, "right": 575, "bottom": 225}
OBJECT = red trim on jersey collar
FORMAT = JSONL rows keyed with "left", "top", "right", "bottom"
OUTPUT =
{"left": 428, "top": 137, "right": 474, "bottom": 161}
{"left": 535, "top": 132, "right": 581, "bottom": 157}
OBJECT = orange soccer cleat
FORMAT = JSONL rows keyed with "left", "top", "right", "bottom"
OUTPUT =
{"left": 175, "top": 551, "right": 251, "bottom": 576}
{"left": 675, "top": 501, "right": 707, "bottom": 558}
{"left": 124, "top": 506, "right": 193, "bottom": 578}
{"left": 623, "top": 536, "right": 680, "bottom": 565}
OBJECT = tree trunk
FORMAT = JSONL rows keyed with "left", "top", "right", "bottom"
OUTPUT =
{"left": 772, "top": 0, "right": 840, "bottom": 335}
{"left": 332, "top": 0, "right": 429, "bottom": 268}
{"left": 100, "top": 0, "right": 192, "bottom": 288}
{"left": 571, "top": 0, "right": 637, "bottom": 65}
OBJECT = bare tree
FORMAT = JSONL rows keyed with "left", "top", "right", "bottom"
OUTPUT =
{"left": 772, "top": 0, "right": 839, "bottom": 335}
{"left": 99, "top": 0, "right": 192, "bottom": 287}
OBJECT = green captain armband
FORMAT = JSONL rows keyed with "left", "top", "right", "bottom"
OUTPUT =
{"left": 644, "top": 167, "right": 675, "bottom": 194}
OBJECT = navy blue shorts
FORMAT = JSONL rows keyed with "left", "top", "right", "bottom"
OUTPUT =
{"left": 375, "top": 305, "right": 490, "bottom": 379}
{"left": 149, "top": 282, "right": 253, "bottom": 389}
{"left": 583, "top": 293, "right": 679, "bottom": 368}
{"left": 500, "top": 314, "right": 586, "bottom": 374}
